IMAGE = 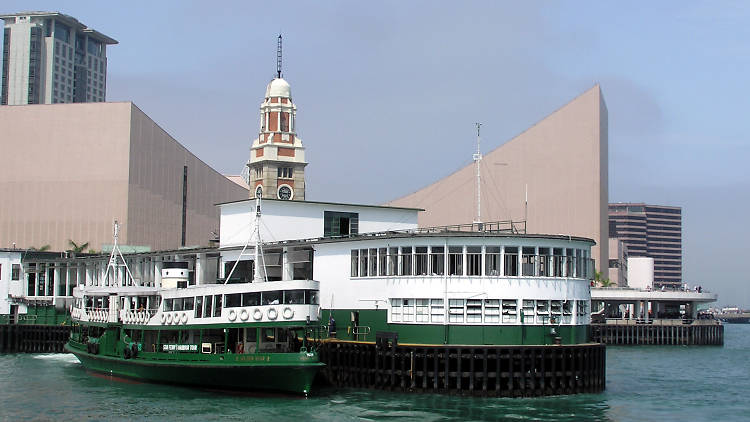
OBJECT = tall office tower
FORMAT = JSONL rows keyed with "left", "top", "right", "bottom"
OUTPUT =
{"left": 608, "top": 203, "right": 682, "bottom": 288}
{"left": 246, "top": 36, "right": 307, "bottom": 201}
{"left": 0, "top": 11, "right": 117, "bottom": 105}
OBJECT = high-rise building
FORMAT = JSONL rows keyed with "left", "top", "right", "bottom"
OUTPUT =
{"left": 246, "top": 36, "right": 307, "bottom": 201}
{"left": 608, "top": 203, "right": 682, "bottom": 288}
{"left": 0, "top": 11, "right": 117, "bottom": 105}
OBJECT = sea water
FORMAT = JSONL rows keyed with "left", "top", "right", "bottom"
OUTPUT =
{"left": 1, "top": 324, "right": 748, "bottom": 422}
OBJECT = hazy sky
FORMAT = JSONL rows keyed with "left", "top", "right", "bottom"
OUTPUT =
{"left": 3, "top": 1, "right": 748, "bottom": 306}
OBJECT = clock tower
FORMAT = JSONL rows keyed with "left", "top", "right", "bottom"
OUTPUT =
{"left": 246, "top": 36, "right": 307, "bottom": 200}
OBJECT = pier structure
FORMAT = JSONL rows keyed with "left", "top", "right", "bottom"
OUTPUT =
{"left": 590, "top": 287, "right": 722, "bottom": 345}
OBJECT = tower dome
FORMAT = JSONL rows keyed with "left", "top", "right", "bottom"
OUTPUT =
{"left": 266, "top": 78, "right": 291, "bottom": 99}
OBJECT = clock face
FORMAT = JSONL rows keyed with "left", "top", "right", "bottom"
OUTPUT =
{"left": 255, "top": 186, "right": 263, "bottom": 198}
{"left": 278, "top": 186, "right": 292, "bottom": 200}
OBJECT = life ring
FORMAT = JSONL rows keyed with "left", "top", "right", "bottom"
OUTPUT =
{"left": 166, "top": 313, "right": 173, "bottom": 324}
{"left": 160, "top": 314, "right": 166, "bottom": 324}
{"left": 282, "top": 307, "right": 294, "bottom": 319}
{"left": 267, "top": 308, "right": 278, "bottom": 320}
{"left": 240, "top": 309, "right": 249, "bottom": 321}
{"left": 181, "top": 312, "right": 188, "bottom": 324}
{"left": 228, "top": 310, "right": 237, "bottom": 322}
{"left": 253, "top": 308, "right": 263, "bottom": 321}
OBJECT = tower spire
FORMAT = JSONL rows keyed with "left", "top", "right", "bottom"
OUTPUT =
{"left": 276, "top": 34, "right": 283, "bottom": 78}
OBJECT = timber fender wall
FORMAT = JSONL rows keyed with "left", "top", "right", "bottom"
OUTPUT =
{"left": 318, "top": 341, "right": 605, "bottom": 397}
{"left": 590, "top": 323, "right": 723, "bottom": 346}
{"left": 0, "top": 325, "right": 71, "bottom": 353}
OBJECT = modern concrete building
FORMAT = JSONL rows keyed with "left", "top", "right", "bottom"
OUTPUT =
{"left": 0, "top": 102, "right": 248, "bottom": 252}
{"left": 388, "top": 85, "right": 609, "bottom": 272}
{"left": 1, "top": 11, "right": 116, "bottom": 105}
{"left": 608, "top": 203, "right": 682, "bottom": 288}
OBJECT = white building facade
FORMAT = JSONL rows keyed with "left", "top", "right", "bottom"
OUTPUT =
{"left": 1, "top": 11, "right": 116, "bottom": 105}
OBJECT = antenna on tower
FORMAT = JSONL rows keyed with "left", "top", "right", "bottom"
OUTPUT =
{"left": 276, "top": 34, "right": 283, "bottom": 78}
{"left": 473, "top": 123, "right": 482, "bottom": 225}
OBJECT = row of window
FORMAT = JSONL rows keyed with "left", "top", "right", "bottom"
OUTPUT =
{"left": 350, "top": 246, "right": 592, "bottom": 279}
{"left": 390, "top": 298, "right": 588, "bottom": 324}
{"left": 163, "top": 289, "right": 319, "bottom": 318}
{"left": 277, "top": 167, "right": 293, "bottom": 178}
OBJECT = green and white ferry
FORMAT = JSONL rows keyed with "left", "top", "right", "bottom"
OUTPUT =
{"left": 66, "top": 200, "right": 323, "bottom": 396}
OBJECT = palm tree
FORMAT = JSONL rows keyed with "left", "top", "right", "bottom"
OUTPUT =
{"left": 29, "top": 245, "right": 51, "bottom": 252}
{"left": 593, "top": 271, "right": 614, "bottom": 287}
{"left": 68, "top": 240, "right": 90, "bottom": 254}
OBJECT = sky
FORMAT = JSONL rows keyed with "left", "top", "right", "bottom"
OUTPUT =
{"left": 3, "top": 1, "right": 748, "bottom": 307}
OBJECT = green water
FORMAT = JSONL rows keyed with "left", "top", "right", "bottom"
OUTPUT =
{"left": 1, "top": 325, "right": 747, "bottom": 421}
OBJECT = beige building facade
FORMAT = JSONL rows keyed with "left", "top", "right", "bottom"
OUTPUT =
{"left": 0, "top": 102, "right": 248, "bottom": 252}
{"left": 388, "top": 85, "right": 609, "bottom": 272}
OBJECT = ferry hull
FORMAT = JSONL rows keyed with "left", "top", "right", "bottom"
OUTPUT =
{"left": 65, "top": 344, "right": 323, "bottom": 395}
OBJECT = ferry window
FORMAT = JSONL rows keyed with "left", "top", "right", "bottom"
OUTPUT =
{"left": 486, "top": 246, "right": 501, "bottom": 276}
{"left": 164, "top": 299, "right": 173, "bottom": 312}
{"left": 429, "top": 247, "right": 445, "bottom": 275}
{"left": 12, "top": 264, "right": 20, "bottom": 280}
{"left": 195, "top": 296, "right": 203, "bottom": 318}
{"left": 386, "top": 248, "right": 398, "bottom": 276}
{"left": 400, "top": 247, "right": 412, "bottom": 276}
{"left": 378, "top": 248, "right": 388, "bottom": 276}
{"left": 566, "top": 249, "right": 575, "bottom": 277}
{"left": 448, "top": 247, "right": 463, "bottom": 276}
{"left": 369, "top": 249, "right": 377, "bottom": 276}
{"left": 204, "top": 295, "right": 212, "bottom": 317}
{"left": 359, "top": 249, "right": 368, "bottom": 276}
{"left": 245, "top": 327, "right": 257, "bottom": 342}
{"left": 553, "top": 248, "right": 564, "bottom": 277}
{"left": 550, "top": 300, "right": 562, "bottom": 322}
{"left": 449, "top": 299, "right": 465, "bottom": 323}
{"left": 402, "top": 299, "right": 414, "bottom": 322}
{"left": 414, "top": 247, "right": 428, "bottom": 275}
{"left": 242, "top": 292, "right": 260, "bottom": 306}
{"left": 466, "top": 299, "right": 482, "bottom": 323}
{"left": 430, "top": 299, "right": 444, "bottom": 323}
{"left": 538, "top": 248, "right": 550, "bottom": 277}
{"left": 226, "top": 294, "right": 241, "bottom": 308}
{"left": 27, "top": 273, "right": 35, "bottom": 297}
{"left": 562, "top": 300, "right": 573, "bottom": 323}
{"left": 213, "top": 295, "right": 222, "bottom": 317}
{"left": 416, "top": 299, "right": 429, "bottom": 322}
{"left": 524, "top": 301, "right": 536, "bottom": 323}
{"left": 305, "top": 290, "right": 319, "bottom": 305}
{"left": 284, "top": 290, "right": 304, "bottom": 304}
{"left": 467, "top": 246, "right": 482, "bottom": 276}
{"left": 522, "top": 247, "right": 536, "bottom": 276}
{"left": 484, "top": 299, "right": 500, "bottom": 323}
{"left": 350, "top": 250, "right": 358, "bottom": 277}
{"left": 536, "top": 300, "right": 549, "bottom": 324}
{"left": 577, "top": 300, "right": 588, "bottom": 316}
{"left": 184, "top": 297, "right": 194, "bottom": 311}
{"left": 391, "top": 299, "right": 402, "bottom": 322}
{"left": 502, "top": 300, "right": 517, "bottom": 323}
{"left": 323, "top": 211, "right": 359, "bottom": 237}
{"left": 289, "top": 250, "right": 313, "bottom": 280}
{"left": 262, "top": 291, "right": 281, "bottom": 305}
{"left": 173, "top": 298, "right": 184, "bottom": 312}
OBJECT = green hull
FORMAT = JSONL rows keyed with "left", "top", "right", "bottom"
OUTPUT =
{"left": 65, "top": 343, "right": 323, "bottom": 395}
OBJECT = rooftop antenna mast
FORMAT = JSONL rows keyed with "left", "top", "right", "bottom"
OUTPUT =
{"left": 473, "top": 123, "right": 482, "bottom": 224}
{"left": 276, "top": 34, "right": 283, "bottom": 78}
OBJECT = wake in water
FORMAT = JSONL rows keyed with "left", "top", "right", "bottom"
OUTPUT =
{"left": 31, "top": 353, "right": 80, "bottom": 364}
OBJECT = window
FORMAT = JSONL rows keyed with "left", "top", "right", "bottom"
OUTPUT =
{"left": 486, "top": 246, "right": 501, "bottom": 276}
{"left": 429, "top": 246, "right": 444, "bottom": 275}
{"left": 504, "top": 247, "right": 518, "bottom": 276}
{"left": 566, "top": 248, "right": 575, "bottom": 277}
{"left": 226, "top": 293, "right": 241, "bottom": 308}
{"left": 369, "top": 249, "right": 377, "bottom": 276}
{"left": 12, "top": 264, "right": 20, "bottom": 280}
{"left": 522, "top": 247, "right": 536, "bottom": 276}
{"left": 466, "top": 299, "right": 482, "bottom": 323}
{"left": 242, "top": 292, "right": 260, "bottom": 306}
{"left": 538, "top": 248, "right": 550, "bottom": 277}
{"left": 195, "top": 296, "right": 203, "bottom": 318}
{"left": 448, "top": 247, "right": 463, "bottom": 275}
{"left": 391, "top": 299, "right": 402, "bottom": 322}
{"left": 164, "top": 299, "right": 173, "bottom": 312}
{"left": 387, "top": 247, "right": 398, "bottom": 276}
{"left": 378, "top": 248, "right": 387, "bottom": 276}
{"left": 577, "top": 300, "right": 588, "bottom": 316}
{"left": 416, "top": 299, "right": 429, "bottom": 322}
{"left": 449, "top": 299, "right": 465, "bottom": 323}
{"left": 214, "top": 295, "right": 222, "bottom": 317}
{"left": 467, "top": 246, "right": 482, "bottom": 276}
{"left": 430, "top": 299, "right": 444, "bottom": 323}
{"left": 359, "top": 249, "right": 368, "bottom": 276}
{"left": 553, "top": 248, "right": 564, "bottom": 277}
{"left": 562, "top": 300, "right": 573, "bottom": 323}
{"left": 262, "top": 291, "right": 281, "bottom": 305}
{"left": 400, "top": 247, "right": 412, "bottom": 276}
{"left": 414, "top": 247, "right": 428, "bottom": 275}
{"left": 522, "top": 300, "right": 535, "bottom": 323}
{"left": 550, "top": 300, "right": 562, "bottom": 323}
{"left": 284, "top": 290, "right": 304, "bottom": 304}
{"left": 502, "top": 300, "right": 518, "bottom": 323}
{"left": 536, "top": 300, "right": 549, "bottom": 324}
{"left": 351, "top": 250, "right": 359, "bottom": 277}
{"left": 204, "top": 295, "right": 212, "bottom": 317}
{"left": 184, "top": 297, "right": 194, "bottom": 311}
{"left": 323, "top": 211, "right": 359, "bottom": 237}
{"left": 484, "top": 299, "right": 500, "bottom": 323}
{"left": 173, "top": 298, "right": 184, "bottom": 311}
{"left": 402, "top": 299, "right": 414, "bottom": 322}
